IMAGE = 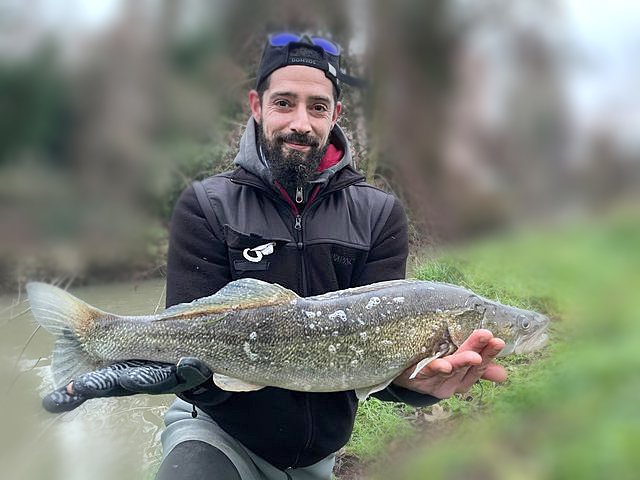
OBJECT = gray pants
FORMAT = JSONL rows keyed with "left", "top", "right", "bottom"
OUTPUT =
{"left": 161, "top": 398, "right": 336, "bottom": 480}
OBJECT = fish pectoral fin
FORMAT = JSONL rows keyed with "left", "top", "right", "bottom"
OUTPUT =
{"left": 355, "top": 379, "right": 395, "bottom": 402}
{"left": 409, "top": 353, "right": 443, "bottom": 380}
{"left": 212, "top": 374, "right": 265, "bottom": 392}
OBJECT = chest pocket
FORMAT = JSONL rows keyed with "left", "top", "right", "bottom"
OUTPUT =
{"left": 224, "top": 225, "right": 290, "bottom": 279}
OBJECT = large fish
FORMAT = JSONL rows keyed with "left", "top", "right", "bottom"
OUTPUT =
{"left": 26, "top": 278, "right": 549, "bottom": 400}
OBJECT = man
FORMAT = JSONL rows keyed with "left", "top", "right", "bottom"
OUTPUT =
{"left": 44, "top": 34, "right": 506, "bottom": 480}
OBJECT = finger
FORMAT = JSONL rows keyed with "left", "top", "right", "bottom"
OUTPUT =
{"left": 423, "top": 358, "right": 453, "bottom": 375}
{"left": 174, "top": 357, "right": 213, "bottom": 393}
{"left": 474, "top": 337, "right": 505, "bottom": 372}
{"left": 42, "top": 385, "right": 88, "bottom": 413}
{"left": 415, "top": 351, "right": 482, "bottom": 379}
{"left": 119, "top": 364, "right": 178, "bottom": 394}
{"left": 455, "top": 329, "right": 494, "bottom": 354}
{"left": 481, "top": 363, "right": 508, "bottom": 383}
{"left": 445, "top": 350, "right": 484, "bottom": 369}
{"left": 105, "top": 360, "right": 158, "bottom": 371}
{"left": 72, "top": 368, "right": 130, "bottom": 398}
{"left": 69, "top": 361, "right": 170, "bottom": 397}
{"left": 457, "top": 338, "right": 506, "bottom": 391}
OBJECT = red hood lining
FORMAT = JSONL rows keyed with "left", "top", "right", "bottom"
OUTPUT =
{"left": 317, "top": 143, "right": 344, "bottom": 172}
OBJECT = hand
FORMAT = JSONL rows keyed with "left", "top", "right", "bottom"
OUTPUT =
{"left": 42, "top": 358, "right": 212, "bottom": 413}
{"left": 392, "top": 329, "right": 507, "bottom": 399}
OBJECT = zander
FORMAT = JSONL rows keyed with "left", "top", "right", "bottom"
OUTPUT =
{"left": 26, "top": 278, "right": 549, "bottom": 401}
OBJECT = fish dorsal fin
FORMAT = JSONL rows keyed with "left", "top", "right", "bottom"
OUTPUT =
{"left": 162, "top": 279, "right": 299, "bottom": 318}
{"left": 311, "top": 279, "right": 419, "bottom": 301}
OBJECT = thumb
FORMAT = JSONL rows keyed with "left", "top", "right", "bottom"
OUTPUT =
{"left": 174, "top": 357, "right": 212, "bottom": 392}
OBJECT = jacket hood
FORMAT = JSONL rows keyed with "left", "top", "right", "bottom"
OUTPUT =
{"left": 233, "top": 118, "right": 354, "bottom": 188}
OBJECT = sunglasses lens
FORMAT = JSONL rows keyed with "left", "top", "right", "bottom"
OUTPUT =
{"left": 270, "top": 33, "right": 341, "bottom": 55}
{"left": 270, "top": 33, "right": 300, "bottom": 46}
{"left": 312, "top": 38, "right": 340, "bottom": 55}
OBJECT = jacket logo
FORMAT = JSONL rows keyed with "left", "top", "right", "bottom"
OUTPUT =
{"left": 332, "top": 253, "right": 353, "bottom": 266}
{"left": 243, "top": 242, "right": 276, "bottom": 263}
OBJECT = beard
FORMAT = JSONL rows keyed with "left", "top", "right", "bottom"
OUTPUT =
{"left": 257, "top": 122, "right": 329, "bottom": 195}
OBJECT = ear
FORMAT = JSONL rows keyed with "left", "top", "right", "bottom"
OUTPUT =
{"left": 249, "top": 90, "right": 262, "bottom": 124}
{"left": 331, "top": 101, "right": 342, "bottom": 128}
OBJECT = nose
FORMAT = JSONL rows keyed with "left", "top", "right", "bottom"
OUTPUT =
{"left": 289, "top": 104, "right": 312, "bottom": 134}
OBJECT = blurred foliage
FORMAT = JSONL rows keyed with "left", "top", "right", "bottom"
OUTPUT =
{"left": 346, "top": 397, "right": 414, "bottom": 459}
{"left": 345, "top": 208, "right": 640, "bottom": 480}
{"left": 0, "top": 46, "right": 70, "bottom": 166}
{"left": 1, "top": 0, "right": 639, "bottom": 290}
{"left": 0, "top": 0, "right": 363, "bottom": 290}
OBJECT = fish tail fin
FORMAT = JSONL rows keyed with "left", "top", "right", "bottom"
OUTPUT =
{"left": 26, "top": 282, "right": 104, "bottom": 388}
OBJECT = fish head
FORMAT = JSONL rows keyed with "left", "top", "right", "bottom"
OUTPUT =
{"left": 481, "top": 302, "right": 550, "bottom": 356}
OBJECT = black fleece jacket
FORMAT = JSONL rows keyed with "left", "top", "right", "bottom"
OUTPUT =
{"left": 165, "top": 119, "right": 438, "bottom": 469}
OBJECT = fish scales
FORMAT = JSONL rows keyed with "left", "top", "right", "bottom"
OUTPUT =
{"left": 26, "top": 278, "right": 550, "bottom": 396}
{"left": 82, "top": 284, "right": 454, "bottom": 391}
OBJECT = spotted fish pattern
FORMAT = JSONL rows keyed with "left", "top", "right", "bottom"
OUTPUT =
{"left": 27, "top": 278, "right": 549, "bottom": 400}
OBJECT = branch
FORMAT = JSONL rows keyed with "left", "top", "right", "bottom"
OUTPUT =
{"left": 7, "top": 356, "right": 46, "bottom": 393}
{"left": 154, "top": 283, "right": 167, "bottom": 314}
{"left": 6, "top": 325, "right": 41, "bottom": 394}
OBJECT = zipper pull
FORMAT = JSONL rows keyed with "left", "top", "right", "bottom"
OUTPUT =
{"left": 295, "top": 186, "right": 303, "bottom": 203}
{"left": 294, "top": 215, "right": 302, "bottom": 230}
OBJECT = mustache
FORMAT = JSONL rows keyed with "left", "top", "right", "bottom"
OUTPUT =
{"left": 274, "top": 132, "right": 320, "bottom": 148}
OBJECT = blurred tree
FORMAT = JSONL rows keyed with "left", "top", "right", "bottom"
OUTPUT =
{"left": 366, "top": 0, "right": 460, "bottom": 245}
{"left": 365, "top": 0, "right": 576, "bottom": 244}
{"left": 0, "top": 46, "right": 70, "bottom": 166}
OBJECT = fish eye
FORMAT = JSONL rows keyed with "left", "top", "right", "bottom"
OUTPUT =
{"left": 518, "top": 315, "right": 530, "bottom": 329}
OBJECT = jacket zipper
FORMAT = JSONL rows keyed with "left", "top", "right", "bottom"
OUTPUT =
{"left": 294, "top": 213, "right": 308, "bottom": 296}
{"left": 290, "top": 190, "right": 313, "bottom": 468}
{"left": 290, "top": 392, "right": 314, "bottom": 468}
{"left": 230, "top": 175, "right": 362, "bottom": 468}
{"left": 303, "top": 394, "right": 314, "bottom": 450}
{"left": 229, "top": 175, "right": 363, "bottom": 210}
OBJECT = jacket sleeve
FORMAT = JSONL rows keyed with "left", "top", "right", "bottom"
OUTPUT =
{"left": 166, "top": 183, "right": 231, "bottom": 307}
{"left": 354, "top": 197, "right": 439, "bottom": 407}
{"left": 352, "top": 197, "right": 409, "bottom": 287}
{"left": 166, "top": 183, "right": 234, "bottom": 407}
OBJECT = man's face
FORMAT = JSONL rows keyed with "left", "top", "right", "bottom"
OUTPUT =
{"left": 249, "top": 66, "right": 342, "bottom": 187}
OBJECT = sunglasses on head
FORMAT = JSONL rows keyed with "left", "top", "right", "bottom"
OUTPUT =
{"left": 268, "top": 33, "right": 341, "bottom": 56}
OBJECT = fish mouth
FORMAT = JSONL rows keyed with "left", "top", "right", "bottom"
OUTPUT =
{"left": 514, "top": 330, "right": 549, "bottom": 355}
{"left": 496, "top": 327, "right": 549, "bottom": 357}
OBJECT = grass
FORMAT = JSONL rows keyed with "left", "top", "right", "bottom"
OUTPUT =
{"left": 344, "top": 209, "right": 640, "bottom": 480}
{"left": 345, "top": 397, "right": 415, "bottom": 459}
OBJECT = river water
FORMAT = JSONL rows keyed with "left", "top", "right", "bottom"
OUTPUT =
{"left": 0, "top": 278, "right": 171, "bottom": 480}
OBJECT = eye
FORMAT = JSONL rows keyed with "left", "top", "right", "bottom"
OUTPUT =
{"left": 312, "top": 104, "right": 328, "bottom": 113}
{"left": 275, "top": 99, "right": 291, "bottom": 108}
{"left": 519, "top": 315, "right": 530, "bottom": 329}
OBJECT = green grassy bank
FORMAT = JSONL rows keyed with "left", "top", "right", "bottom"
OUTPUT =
{"left": 345, "top": 211, "right": 640, "bottom": 480}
